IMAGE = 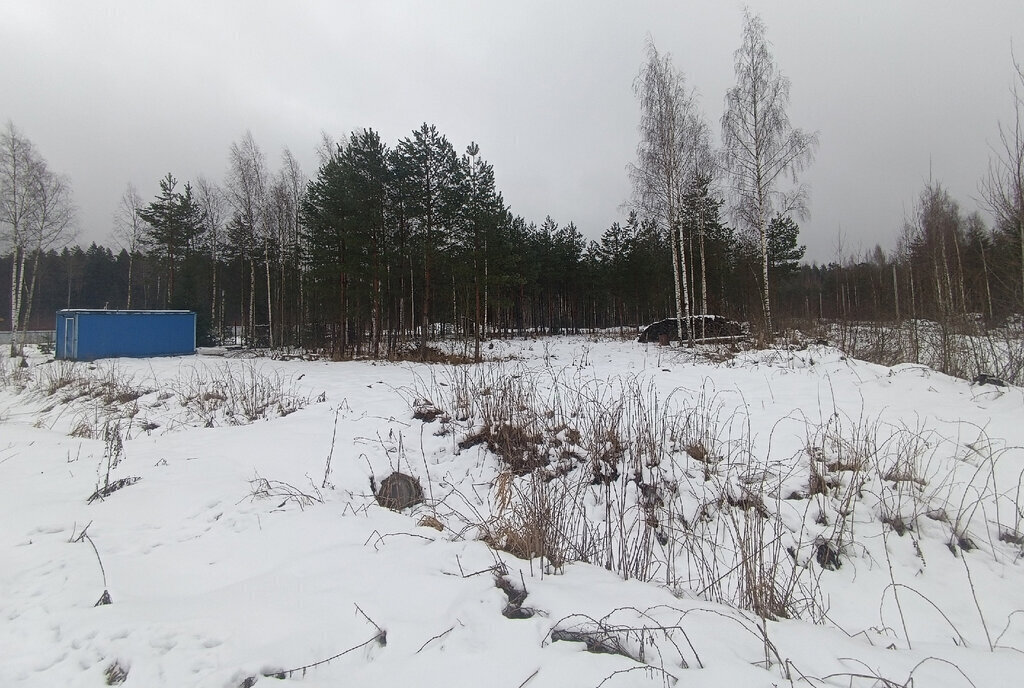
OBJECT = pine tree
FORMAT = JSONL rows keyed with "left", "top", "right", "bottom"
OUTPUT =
{"left": 340, "top": 129, "right": 390, "bottom": 355}
{"left": 393, "top": 124, "right": 464, "bottom": 357}
{"left": 138, "top": 174, "right": 204, "bottom": 307}
{"left": 460, "top": 142, "right": 503, "bottom": 360}
{"left": 301, "top": 146, "right": 348, "bottom": 351}
{"left": 767, "top": 214, "right": 805, "bottom": 279}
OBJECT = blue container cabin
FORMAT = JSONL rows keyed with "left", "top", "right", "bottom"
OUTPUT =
{"left": 56, "top": 310, "right": 196, "bottom": 361}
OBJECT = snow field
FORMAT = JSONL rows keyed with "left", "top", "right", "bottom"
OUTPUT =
{"left": 2, "top": 337, "right": 1023, "bottom": 686}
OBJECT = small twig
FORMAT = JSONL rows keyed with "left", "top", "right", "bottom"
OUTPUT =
{"left": 415, "top": 625, "right": 454, "bottom": 653}
{"left": 266, "top": 632, "right": 383, "bottom": 679}
{"left": 881, "top": 527, "right": 913, "bottom": 650}
{"left": 354, "top": 603, "right": 384, "bottom": 638}
{"left": 86, "top": 476, "right": 141, "bottom": 504}
{"left": 517, "top": 668, "right": 540, "bottom": 688}
{"left": 81, "top": 532, "right": 107, "bottom": 588}
{"left": 267, "top": 603, "right": 387, "bottom": 679}
{"left": 594, "top": 665, "right": 677, "bottom": 688}
{"left": 78, "top": 529, "right": 111, "bottom": 607}
{"left": 902, "top": 656, "right": 979, "bottom": 688}
{"left": 817, "top": 671, "right": 901, "bottom": 687}
{"left": 995, "top": 609, "right": 1024, "bottom": 646}
{"left": 321, "top": 405, "right": 342, "bottom": 488}
{"left": 248, "top": 473, "right": 322, "bottom": 509}
{"left": 70, "top": 520, "right": 93, "bottom": 543}
{"left": 363, "top": 530, "right": 436, "bottom": 550}
{"left": 819, "top": 654, "right": 980, "bottom": 688}
{"left": 419, "top": 422, "right": 436, "bottom": 508}
{"left": 961, "top": 553, "right": 994, "bottom": 650}
{"left": 880, "top": 583, "right": 969, "bottom": 647}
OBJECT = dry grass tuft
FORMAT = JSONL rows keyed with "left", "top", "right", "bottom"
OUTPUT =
{"left": 104, "top": 660, "right": 129, "bottom": 685}
{"left": 412, "top": 398, "right": 446, "bottom": 422}
{"left": 407, "top": 345, "right": 1023, "bottom": 627}
{"left": 393, "top": 346, "right": 478, "bottom": 365}
{"left": 881, "top": 512, "right": 913, "bottom": 536}
{"left": 417, "top": 515, "right": 444, "bottom": 531}
{"left": 460, "top": 424, "right": 546, "bottom": 475}
{"left": 249, "top": 474, "right": 324, "bottom": 510}
{"left": 684, "top": 441, "right": 710, "bottom": 463}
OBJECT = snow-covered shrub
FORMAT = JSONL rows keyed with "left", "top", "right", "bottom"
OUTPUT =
{"left": 829, "top": 318, "right": 1024, "bottom": 385}
{"left": 0, "top": 347, "right": 32, "bottom": 389}
{"left": 429, "top": 354, "right": 1024, "bottom": 623}
{"left": 26, "top": 362, "right": 153, "bottom": 438}
{"left": 427, "top": 365, "right": 830, "bottom": 619}
{"left": 173, "top": 362, "right": 310, "bottom": 425}
{"left": 36, "top": 359, "right": 82, "bottom": 396}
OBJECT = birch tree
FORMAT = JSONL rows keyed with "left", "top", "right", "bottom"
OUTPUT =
{"left": 112, "top": 183, "right": 146, "bottom": 308}
{"left": 629, "top": 39, "right": 708, "bottom": 346}
{"left": 279, "top": 147, "right": 306, "bottom": 346}
{"left": 195, "top": 176, "right": 227, "bottom": 338}
{"left": 0, "top": 121, "right": 35, "bottom": 353}
{"left": 721, "top": 10, "right": 817, "bottom": 334}
{"left": 981, "top": 53, "right": 1024, "bottom": 307}
{"left": 226, "top": 132, "right": 269, "bottom": 346}
{"left": 20, "top": 168, "right": 75, "bottom": 337}
{"left": 1, "top": 122, "right": 76, "bottom": 355}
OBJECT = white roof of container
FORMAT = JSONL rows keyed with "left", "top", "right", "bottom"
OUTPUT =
{"left": 57, "top": 309, "right": 193, "bottom": 314}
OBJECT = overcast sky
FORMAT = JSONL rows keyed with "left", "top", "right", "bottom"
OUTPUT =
{"left": 3, "top": 0, "right": 1023, "bottom": 262}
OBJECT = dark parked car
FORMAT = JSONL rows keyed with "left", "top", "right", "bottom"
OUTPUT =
{"left": 637, "top": 315, "right": 743, "bottom": 343}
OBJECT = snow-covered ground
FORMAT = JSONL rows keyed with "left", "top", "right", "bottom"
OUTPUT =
{"left": 2, "top": 337, "right": 1023, "bottom": 687}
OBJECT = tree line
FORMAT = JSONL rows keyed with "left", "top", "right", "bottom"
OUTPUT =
{"left": 3, "top": 11, "right": 1023, "bottom": 359}
{"left": 0, "top": 120, "right": 803, "bottom": 358}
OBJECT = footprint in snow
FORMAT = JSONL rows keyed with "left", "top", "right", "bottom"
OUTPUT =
{"left": 149, "top": 635, "right": 177, "bottom": 653}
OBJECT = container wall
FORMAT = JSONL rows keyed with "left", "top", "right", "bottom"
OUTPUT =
{"left": 61, "top": 311, "right": 195, "bottom": 361}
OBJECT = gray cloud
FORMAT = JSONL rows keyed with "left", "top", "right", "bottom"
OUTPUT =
{"left": 2, "top": 0, "right": 1022, "bottom": 262}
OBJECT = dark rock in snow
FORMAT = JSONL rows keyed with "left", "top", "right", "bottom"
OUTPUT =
{"left": 372, "top": 472, "right": 424, "bottom": 511}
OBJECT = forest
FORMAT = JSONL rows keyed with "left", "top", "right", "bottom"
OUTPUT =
{"left": 3, "top": 13, "right": 1023, "bottom": 360}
